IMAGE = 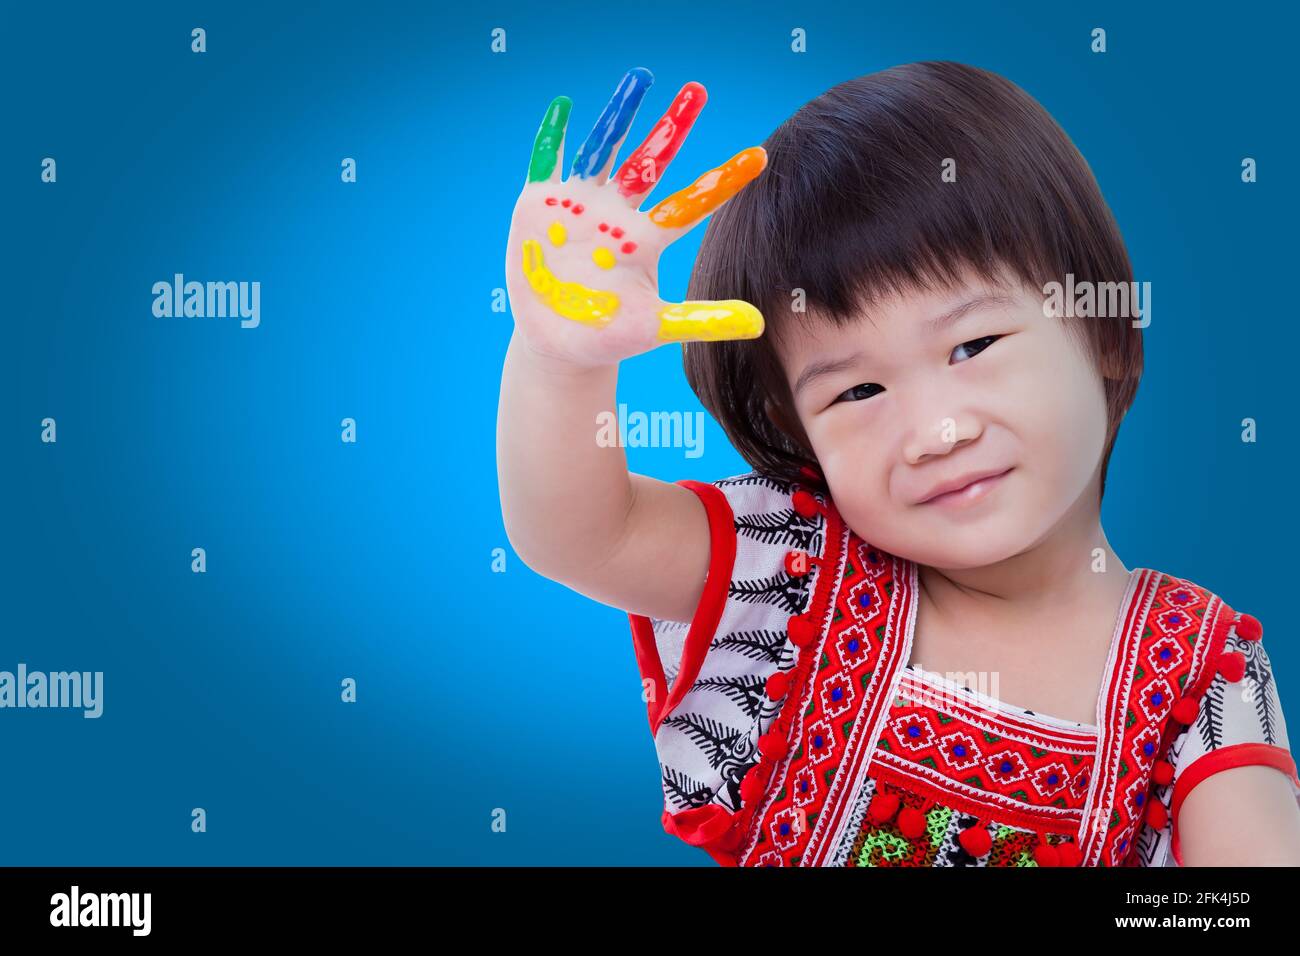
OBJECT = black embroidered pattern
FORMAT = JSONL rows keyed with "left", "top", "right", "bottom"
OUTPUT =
{"left": 728, "top": 572, "right": 811, "bottom": 616}
{"left": 1243, "top": 637, "right": 1279, "bottom": 746}
{"left": 734, "top": 507, "right": 825, "bottom": 554}
{"left": 652, "top": 471, "right": 825, "bottom": 815}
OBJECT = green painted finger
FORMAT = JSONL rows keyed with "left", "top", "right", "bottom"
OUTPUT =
{"left": 528, "top": 96, "right": 573, "bottom": 183}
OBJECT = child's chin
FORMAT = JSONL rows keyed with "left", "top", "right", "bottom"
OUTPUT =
{"left": 899, "top": 531, "right": 1027, "bottom": 570}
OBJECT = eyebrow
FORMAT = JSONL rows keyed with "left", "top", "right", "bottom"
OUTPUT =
{"left": 792, "top": 292, "right": 1015, "bottom": 398}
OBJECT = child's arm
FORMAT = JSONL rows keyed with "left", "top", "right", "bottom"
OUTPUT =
{"left": 497, "top": 69, "right": 767, "bottom": 621}
{"left": 1177, "top": 765, "right": 1300, "bottom": 865}
{"left": 499, "top": 329, "right": 712, "bottom": 622}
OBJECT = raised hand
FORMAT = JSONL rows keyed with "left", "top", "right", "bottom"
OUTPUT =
{"left": 505, "top": 67, "right": 768, "bottom": 368}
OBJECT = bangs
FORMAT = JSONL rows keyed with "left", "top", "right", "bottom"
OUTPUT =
{"left": 687, "top": 61, "right": 1127, "bottom": 349}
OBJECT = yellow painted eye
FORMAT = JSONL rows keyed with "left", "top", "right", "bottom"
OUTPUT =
{"left": 547, "top": 222, "right": 567, "bottom": 246}
{"left": 592, "top": 247, "right": 616, "bottom": 270}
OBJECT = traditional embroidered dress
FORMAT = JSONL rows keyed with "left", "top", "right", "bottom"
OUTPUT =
{"left": 628, "top": 471, "right": 1300, "bottom": 866}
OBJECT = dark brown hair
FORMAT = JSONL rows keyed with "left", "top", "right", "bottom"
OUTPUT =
{"left": 682, "top": 61, "right": 1143, "bottom": 502}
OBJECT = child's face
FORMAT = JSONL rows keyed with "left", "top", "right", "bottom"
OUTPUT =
{"left": 775, "top": 266, "right": 1110, "bottom": 569}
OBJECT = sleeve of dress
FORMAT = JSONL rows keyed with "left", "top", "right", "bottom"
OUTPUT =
{"left": 1164, "top": 612, "right": 1300, "bottom": 865}
{"left": 626, "top": 470, "right": 829, "bottom": 864}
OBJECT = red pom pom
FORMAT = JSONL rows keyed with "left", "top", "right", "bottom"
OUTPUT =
{"left": 958, "top": 822, "right": 992, "bottom": 858}
{"left": 757, "top": 730, "right": 789, "bottom": 761}
{"left": 1033, "top": 842, "right": 1061, "bottom": 867}
{"left": 791, "top": 490, "right": 820, "bottom": 518}
{"left": 1056, "top": 841, "right": 1083, "bottom": 867}
{"left": 1235, "top": 613, "right": 1262, "bottom": 642}
{"left": 740, "top": 763, "right": 766, "bottom": 804}
{"left": 1152, "top": 759, "right": 1174, "bottom": 787}
{"left": 897, "top": 806, "right": 927, "bottom": 839}
{"left": 1218, "top": 650, "right": 1247, "bottom": 683}
{"left": 1145, "top": 799, "right": 1168, "bottom": 830}
{"left": 765, "top": 671, "right": 790, "bottom": 700}
{"left": 784, "top": 550, "right": 811, "bottom": 577}
{"left": 867, "top": 792, "right": 900, "bottom": 826}
{"left": 787, "top": 615, "right": 818, "bottom": 648}
{"left": 1171, "top": 695, "right": 1200, "bottom": 725}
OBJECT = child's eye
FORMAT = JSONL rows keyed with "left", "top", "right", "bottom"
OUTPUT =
{"left": 950, "top": 335, "right": 1002, "bottom": 363}
{"left": 832, "top": 382, "right": 885, "bottom": 404}
{"left": 832, "top": 335, "right": 1003, "bottom": 408}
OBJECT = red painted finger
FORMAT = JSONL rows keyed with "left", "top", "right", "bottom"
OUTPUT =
{"left": 613, "top": 82, "right": 707, "bottom": 202}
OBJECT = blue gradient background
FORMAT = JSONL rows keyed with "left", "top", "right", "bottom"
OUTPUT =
{"left": 3, "top": 1, "right": 1296, "bottom": 864}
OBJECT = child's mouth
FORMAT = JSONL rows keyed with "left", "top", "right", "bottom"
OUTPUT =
{"left": 917, "top": 467, "right": 1014, "bottom": 509}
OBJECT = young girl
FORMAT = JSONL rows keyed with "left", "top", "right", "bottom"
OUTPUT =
{"left": 497, "top": 62, "right": 1300, "bottom": 866}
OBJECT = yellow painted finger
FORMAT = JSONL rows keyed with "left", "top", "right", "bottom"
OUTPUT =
{"left": 657, "top": 300, "right": 764, "bottom": 342}
{"left": 521, "top": 239, "right": 620, "bottom": 327}
{"left": 647, "top": 146, "right": 767, "bottom": 230}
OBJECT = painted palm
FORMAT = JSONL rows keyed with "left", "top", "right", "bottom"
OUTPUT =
{"left": 505, "top": 67, "right": 768, "bottom": 367}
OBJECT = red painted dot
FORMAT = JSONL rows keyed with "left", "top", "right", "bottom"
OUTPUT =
{"left": 544, "top": 197, "right": 558, "bottom": 206}
{"left": 621, "top": 242, "right": 637, "bottom": 254}
{"left": 598, "top": 222, "right": 609, "bottom": 232}
{"left": 571, "top": 204, "right": 584, "bottom": 214}
{"left": 561, "top": 199, "right": 571, "bottom": 207}
{"left": 610, "top": 227, "right": 624, "bottom": 238}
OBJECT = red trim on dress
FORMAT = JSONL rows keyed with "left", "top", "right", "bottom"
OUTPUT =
{"left": 903, "top": 667, "right": 1101, "bottom": 744}
{"left": 627, "top": 479, "right": 737, "bottom": 735}
{"left": 737, "top": 488, "right": 847, "bottom": 865}
{"left": 661, "top": 805, "right": 744, "bottom": 867}
{"left": 1168, "top": 742, "right": 1300, "bottom": 866}
{"left": 1080, "top": 568, "right": 1158, "bottom": 866}
{"left": 1130, "top": 596, "right": 1238, "bottom": 867}
{"left": 868, "top": 760, "right": 1085, "bottom": 835}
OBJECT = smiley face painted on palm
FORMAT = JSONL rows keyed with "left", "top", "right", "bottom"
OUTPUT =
{"left": 520, "top": 68, "right": 768, "bottom": 342}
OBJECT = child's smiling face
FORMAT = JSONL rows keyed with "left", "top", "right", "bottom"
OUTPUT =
{"left": 773, "top": 265, "right": 1111, "bottom": 570}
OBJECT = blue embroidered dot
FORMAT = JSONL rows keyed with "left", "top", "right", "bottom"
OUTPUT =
{"left": 799, "top": 780, "right": 808, "bottom": 793}
{"left": 831, "top": 688, "right": 843, "bottom": 702}
{"left": 779, "top": 823, "right": 790, "bottom": 836}
{"left": 1143, "top": 742, "right": 1154, "bottom": 756}
{"left": 859, "top": 594, "right": 873, "bottom": 608}
{"left": 1000, "top": 760, "right": 1013, "bottom": 774}
{"left": 848, "top": 639, "right": 860, "bottom": 653}
{"left": 1048, "top": 774, "right": 1059, "bottom": 785}
{"left": 1136, "top": 793, "right": 1145, "bottom": 806}
{"left": 1170, "top": 615, "right": 1183, "bottom": 626}
{"left": 1119, "top": 838, "right": 1128, "bottom": 852}
{"left": 1151, "top": 692, "right": 1164, "bottom": 705}
{"left": 907, "top": 725, "right": 920, "bottom": 738}
{"left": 954, "top": 745, "right": 967, "bottom": 757}
{"left": 813, "top": 735, "right": 825, "bottom": 748}
{"left": 1080, "top": 775, "right": 1089, "bottom": 786}
{"left": 1160, "top": 648, "right": 1171, "bottom": 659}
